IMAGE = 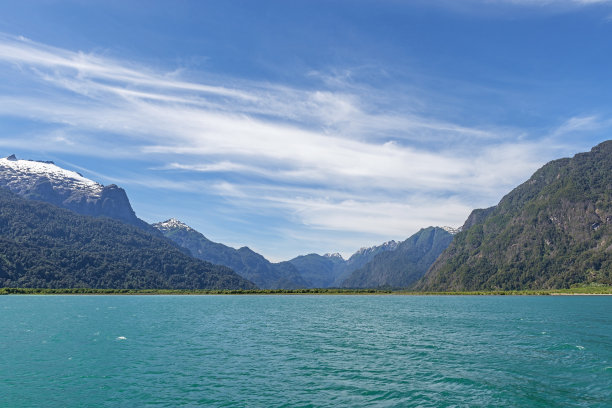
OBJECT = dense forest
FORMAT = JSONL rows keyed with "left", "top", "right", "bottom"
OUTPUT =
{"left": 0, "top": 188, "right": 255, "bottom": 290}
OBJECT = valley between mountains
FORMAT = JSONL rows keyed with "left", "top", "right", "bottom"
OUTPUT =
{"left": 1, "top": 141, "right": 611, "bottom": 291}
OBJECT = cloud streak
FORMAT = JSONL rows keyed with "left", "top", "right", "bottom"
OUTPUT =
{"left": 448, "top": 0, "right": 612, "bottom": 7}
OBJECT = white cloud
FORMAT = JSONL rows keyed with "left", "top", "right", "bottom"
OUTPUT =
{"left": 551, "top": 115, "right": 607, "bottom": 137}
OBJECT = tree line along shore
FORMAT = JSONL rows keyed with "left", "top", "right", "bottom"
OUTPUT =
{"left": 2, "top": 284, "right": 611, "bottom": 296}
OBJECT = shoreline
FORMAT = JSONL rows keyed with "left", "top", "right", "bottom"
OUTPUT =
{"left": 549, "top": 293, "right": 612, "bottom": 296}
{"left": 2, "top": 287, "right": 612, "bottom": 296}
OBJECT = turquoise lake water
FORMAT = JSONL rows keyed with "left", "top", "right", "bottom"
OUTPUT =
{"left": 1, "top": 295, "right": 611, "bottom": 407}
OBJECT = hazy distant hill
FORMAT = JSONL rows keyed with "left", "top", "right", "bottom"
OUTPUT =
{"left": 417, "top": 141, "right": 612, "bottom": 291}
{"left": 287, "top": 253, "right": 347, "bottom": 288}
{"left": 288, "top": 241, "right": 400, "bottom": 288}
{"left": 153, "top": 219, "right": 308, "bottom": 289}
{"left": 0, "top": 188, "right": 254, "bottom": 290}
{"left": 342, "top": 227, "right": 453, "bottom": 289}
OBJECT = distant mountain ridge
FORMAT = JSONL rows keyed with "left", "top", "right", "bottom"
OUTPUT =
{"left": 154, "top": 219, "right": 418, "bottom": 289}
{"left": 287, "top": 240, "right": 402, "bottom": 288}
{"left": 153, "top": 219, "right": 308, "bottom": 289}
{"left": 417, "top": 140, "right": 612, "bottom": 291}
{"left": 287, "top": 253, "right": 344, "bottom": 288}
{"left": 342, "top": 227, "right": 453, "bottom": 289}
{"left": 0, "top": 155, "right": 150, "bottom": 230}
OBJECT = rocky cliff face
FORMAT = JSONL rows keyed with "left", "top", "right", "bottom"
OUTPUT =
{"left": 0, "top": 155, "right": 147, "bottom": 229}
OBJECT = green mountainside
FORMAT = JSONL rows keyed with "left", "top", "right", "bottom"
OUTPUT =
{"left": 342, "top": 227, "right": 453, "bottom": 289}
{"left": 153, "top": 219, "right": 308, "bottom": 289}
{"left": 417, "top": 141, "right": 612, "bottom": 291}
{"left": 0, "top": 188, "right": 255, "bottom": 290}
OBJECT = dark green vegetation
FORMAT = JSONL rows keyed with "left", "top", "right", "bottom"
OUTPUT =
{"left": 0, "top": 188, "right": 254, "bottom": 289}
{"left": 2, "top": 283, "right": 610, "bottom": 296}
{"left": 342, "top": 227, "right": 453, "bottom": 288}
{"left": 419, "top": 141, "right": 612, "bottom": 291}
{"left": 0, "top": 287, "right": 391, "bottom": 295}
{"left": 153, "top": 219, "right": 307, "bottom": 289}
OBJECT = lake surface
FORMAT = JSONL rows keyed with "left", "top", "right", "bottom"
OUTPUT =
{"left": 1, "top": 295, "right": 611, "bottom": 407}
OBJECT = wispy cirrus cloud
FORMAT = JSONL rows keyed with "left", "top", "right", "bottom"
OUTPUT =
{"left": 0, "top": 33, "right": 606, "bottom": 257}
{"left": 420, "top": 0, "right": 612, "bottom": 16}
{"left": 445, "top": 0, "right": 612, "bottom": 7}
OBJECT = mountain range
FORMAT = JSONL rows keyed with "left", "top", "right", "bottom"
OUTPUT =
{"left": 2, "top": 154, "right": 438, "bottom": 289}
{"left": 153, "top": 219, "right": 308, "bottom": 289}
{"left": 1, "top": 140, "right": 611, "bottom": 291}
{"left": 341, "top": 227, "right": 453, "bottom": 289}
{"left": 153, "top": 219, "right": 426, "bottom": 288}
{"left": 153, "top": 218, "right": 454, "bottom": 289}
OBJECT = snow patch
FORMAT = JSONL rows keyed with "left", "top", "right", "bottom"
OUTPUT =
{"left": 354, "top": 240, "right": 399, "bottom": 256}
{"left": 153, "top": 218, "right": 194, "bottom": 232}
{"left": 323, "top": 252, "right": 344, "bottom": 261}
{"left": 0, "top": 155, "right": 103, "bottom": 198}
{"left": 441, "top": 226, "right": 461, "bottom": 235}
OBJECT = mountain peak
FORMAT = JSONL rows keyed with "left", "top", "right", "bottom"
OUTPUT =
{"left": 0, "top": 155, "right": 147, "bottom": 228}
{"left": 323, "top": 252, "right": 344, "bottom": 260}
{"left": 153, "top": 218, "right": 194, "bottom": 232}
{"left": 354, "top": 240, "right": 399, "bottom": 257}
{"left": 0, "top": 155, "right": 102, "bottom": 194}
{"left": 441, "top": 226, "right": 461, "bottom": 235}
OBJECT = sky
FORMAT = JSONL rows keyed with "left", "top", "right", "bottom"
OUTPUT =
{"left": 1, "top": 0, "right": 612, "bottom": 261}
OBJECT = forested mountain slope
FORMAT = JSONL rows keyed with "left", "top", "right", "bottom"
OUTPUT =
{"left": 0, "top": 188, "right": 255, "bottom": 290}
{"left": 417, "top": 141, "right": 612, "bottom": 291}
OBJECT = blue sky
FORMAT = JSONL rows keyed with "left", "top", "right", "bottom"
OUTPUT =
{"left": 1, "top": 0, "right": 612, "bottom": 261}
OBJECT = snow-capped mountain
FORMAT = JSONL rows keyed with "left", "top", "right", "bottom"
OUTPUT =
{"left": 0, "top": 154, "right": 103, "bottom": 196}
{"left": 323, "top": 252, "right": 344, "bottom": 261}
{"left": 351, "top": 240, "right": 399, "bottom": 259}
{"left": 441, "top": 226, "right": 461, "bottom": 235}
{"left": 154, "top": 218, "right": 194, "bottom": 233}
{"left": 0, "top": 154, "right": 144, "bottom": 228}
